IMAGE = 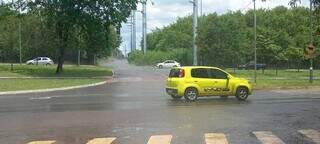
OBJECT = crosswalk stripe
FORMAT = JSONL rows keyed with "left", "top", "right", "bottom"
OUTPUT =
{"left": 205, "top": 133, "right": 228, "bottom": 144}
{"left": 298, "top": 129, "right": 320, "bottom": 143}
{"left": 253, "top": 131, "right": 285, "bottom": 144}
{"left": 147, "top": 135, "right": 172, "bottom": 144}
{"left": 87, "top": 137, "right": 116, "bottom": 144}
{"left": 27, "top": 141, "right": 56, "bottom": 144}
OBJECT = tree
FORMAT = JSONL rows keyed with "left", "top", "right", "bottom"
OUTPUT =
{"left": 284, "top": 47, "right": 304, "bottom": 71}
{"left": 24, "top": 0, "right": 137, "bottom": 74}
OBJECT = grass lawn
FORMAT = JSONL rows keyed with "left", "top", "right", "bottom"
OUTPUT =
{"left": 0, "top": 64, "right": 113, "bottom": 77}
{"left": 0, "top": 79, "right": 105, "bottom": 91}
{"left": 226, "top": 69, "right": 320, "bottom": 89}
{"left": 0, "top": 64, "right": 113, "bottom": 92}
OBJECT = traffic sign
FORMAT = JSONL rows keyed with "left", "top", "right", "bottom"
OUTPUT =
{"left": 305, "top": 43, "right": 316, "bottom": 59}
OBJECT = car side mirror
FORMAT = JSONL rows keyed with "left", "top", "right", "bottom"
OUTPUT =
{"left": 227, "top": 75, "right": 231, "bottom": 80}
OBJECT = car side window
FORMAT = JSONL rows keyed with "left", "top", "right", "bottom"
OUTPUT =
{"left": 209, "top": 69, "right": 228, "bottom": 79}
{"left": 191, "top": 68, "right": 210, "bottom": 78}
{"left": 43, "top": 58, "right": 48, "bottom": 60}
{"left": 36, "top": 58, "right": 41, "bottom": 61}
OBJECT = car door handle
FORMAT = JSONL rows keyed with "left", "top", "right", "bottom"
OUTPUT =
{"left": 213, "top": 81, "right": 218, "bottom": 83}
{"left": 194, "top": 81, "right": 198, "bottom": 82}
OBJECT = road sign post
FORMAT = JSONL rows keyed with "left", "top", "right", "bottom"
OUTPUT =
{"left": 305, "top": 43, "right": 316, "bottom": 83}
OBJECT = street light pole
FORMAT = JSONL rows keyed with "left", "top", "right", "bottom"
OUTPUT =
{"left": 142, "top": 0, "right": 147, "bottom": 54}
{"left": 253, "top": 0, "right": 257, "bottom": 83}
{"left": 200, "top": 0, "right": 202, "bottom": 16}
{"left": 130, "top": 12, "right": 133, "bottom": 52}
{"left": 18, "top": 0, "right": 22, "bottom": 65}
{"left": 132, "top": 10, "right": 136, "bottom": 51}
{"left": 309, "top": 0, "right": 314, "bottom": 83}
{"left": 191, "top": 0, "right": 198, "bottom": 66}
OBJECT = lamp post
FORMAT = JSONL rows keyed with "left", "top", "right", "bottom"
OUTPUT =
{"left": 142, "top": 0, "right": 147, "bottom": 54}
{"left": 190, "top": 0, "right": 198, "bottom": 66}
{"left": 253, "top": 0, "right": 257, "bottom": 83}
{"left": 132, "top": 10, "right": 136, "bottom": 51}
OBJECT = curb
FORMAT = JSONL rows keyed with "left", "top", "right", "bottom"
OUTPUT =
{"left": 0, "top": 71, "right": 115, "bottom": 96}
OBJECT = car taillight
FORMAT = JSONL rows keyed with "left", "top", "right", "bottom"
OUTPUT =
{"left": 179, "top": 69, "right": 185, "bottom": 78}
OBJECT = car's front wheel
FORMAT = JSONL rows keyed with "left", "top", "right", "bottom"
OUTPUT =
{"left": 184, "top": 87, "right": 198, "bottom": 101}
{"left": 158, "top": 65, "right": 163, "bottom": 69}
{"left": 236, "top": 87, "right": 249, "bottom": 101}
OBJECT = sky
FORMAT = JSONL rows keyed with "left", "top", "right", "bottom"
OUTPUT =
{"left": 120, "top": 0, "right": 309, "bottom": 55}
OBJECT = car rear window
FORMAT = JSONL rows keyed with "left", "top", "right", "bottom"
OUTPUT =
{"left": 169, "top": 69, "right": 181, "bottom": 78}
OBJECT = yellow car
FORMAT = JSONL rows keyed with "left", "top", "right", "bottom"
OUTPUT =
{"left": 166, "top": 66, "right": 252, "bottom": 101}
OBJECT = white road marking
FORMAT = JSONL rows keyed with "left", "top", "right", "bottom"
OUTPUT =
{"left": 147, "top": 135, "right": 172, "bottom": 144}
{"left": 298, "top": 129, "right": 320, "bottom": 143}
{"left": 205, "top": 133, "right": 228, "bottom": 144}
{"left": 253, "top": 131, "right": 285, "bottom": 144}
{"left": 86, "top": 137, "right": 116, "bottom": 144}
{"left": 27, "top": 141, "right": 56, "bottom": 144}
{"left": 29, "top": 97, "right": 51, "bottom": 100}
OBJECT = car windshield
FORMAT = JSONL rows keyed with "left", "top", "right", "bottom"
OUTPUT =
{"left": 1, "top": 0, "right": 319, "bottom": 144}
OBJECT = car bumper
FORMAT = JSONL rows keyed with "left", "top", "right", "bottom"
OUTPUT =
{"left": 166, "top": 88, "right": 178, "bottom": 96}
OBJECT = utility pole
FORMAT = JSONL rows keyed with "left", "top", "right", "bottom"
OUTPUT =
{"left": 18, "top": 0, "right": 22, "bottom": 65}
{"left": 200, "top": 0, "right": 203, "bottom": 16}
{"left": 132, "top": 10, "right": 136, "bottom": 51}
{"left": 142, "top": 0, "right": 147, "bottom": 54}
{"left": 124, "top": 45, "right": 127, "bottom": 58}
{"left": 130, "top": 13, "right": 133, "bottom": 52}
{"left": 190, "top": 0, "right": 198, "bottom": 66}
{"left": 309, "top": 0, "right": 314, "bottom": 83}
{"left": 253, "top": 0, "right": 257, "bottom": 83}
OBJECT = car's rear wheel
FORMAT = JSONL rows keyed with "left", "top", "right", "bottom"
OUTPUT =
{"left": 236, "top": 87, "right": 249, "bottom": 101}
{"left": 171, "top": 95, "right": 182, "bottom": 99}
{"left": 184, "top": 87, "right": 198, "bottom": 101}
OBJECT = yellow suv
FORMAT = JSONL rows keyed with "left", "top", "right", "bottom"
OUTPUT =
{"left": 166, "top": 66, "right": 252, "bottom": 101}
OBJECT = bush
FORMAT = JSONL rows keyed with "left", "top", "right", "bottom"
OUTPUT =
{"left": 128, "top": 49, "right": 193, "bottom": 66}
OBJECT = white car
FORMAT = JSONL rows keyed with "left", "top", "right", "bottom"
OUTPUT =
{"left": 26, "top": 57, "right": 54, "bottom": 65}
{"left": 156, "top": 60, "right": 180, "bottom": 69}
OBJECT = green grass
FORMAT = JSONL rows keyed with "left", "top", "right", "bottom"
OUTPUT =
{"left": 226, "top": 69, "right": 320, "bottom": 79}
{"left": 0, "top": 64, "right": 113, "bottom": 92}
{"left": 0, "top": 64, "right": 113, "bottom": 77}
{"left": 0, "top": 79, "right": 105, "bottom": 91}
{"left": 226, "top": 69, "right": 320, "bottom": 89}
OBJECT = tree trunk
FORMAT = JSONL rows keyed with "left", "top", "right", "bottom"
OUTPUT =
{"left": 275, "top": 63, "right": 278, "bottom": 76}
{"left": 56, "top": 47, "right": 65, "bottom": 74}
{"left": 56, "top": 24, "right": 68, "bottom": 74}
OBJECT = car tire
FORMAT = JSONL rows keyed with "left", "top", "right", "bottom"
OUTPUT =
{"left": 171, "top": 95, "right": 182, "bottom": 99}
{"left": 184, "top": 87, "right": 198, "bottom": 101}
{"left": 46, "top": 63, "right": 51, "bottom": 66}
{"left": 158, "top": 65, "right": 163, "bottom": 69}
{"left": 236, "top": 87, "right": 249, "bottom": 101}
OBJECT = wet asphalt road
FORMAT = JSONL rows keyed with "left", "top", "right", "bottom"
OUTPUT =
{"left": 0, "top": 60, "right": 320, "bottom": 144}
